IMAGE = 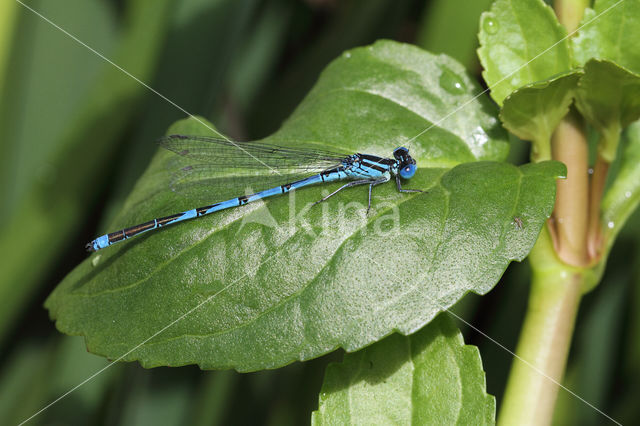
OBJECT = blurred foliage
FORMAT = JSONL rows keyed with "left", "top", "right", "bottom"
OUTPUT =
{"left": 0, "top": 0, "right": 637, "bottom": 424}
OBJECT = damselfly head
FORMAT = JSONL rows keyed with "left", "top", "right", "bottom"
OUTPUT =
{"left": 393, "top": 147, "right": 417, "bottom": 179}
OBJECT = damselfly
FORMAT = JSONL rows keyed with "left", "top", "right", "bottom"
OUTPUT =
{"left": 86, "top": 135, "right": 422, "bottom": 252}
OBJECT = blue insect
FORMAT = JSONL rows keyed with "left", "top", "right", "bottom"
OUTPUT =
{"left": 86, "top": 135, "right": 422, "bottom": 252}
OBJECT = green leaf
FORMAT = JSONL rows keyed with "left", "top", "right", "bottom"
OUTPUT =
{"left": 46, "top": 41, "right": 563, "bottom": 371}
{"left": 570, "top": 0, "right": 640, "bottom": 161}
{"left": 601, "top": 120, "right": 640, "bottom": 253}
{"left": 572, "top": 0, "right": 640, "bottom": 74}
{"left": 500, "top": 71, "right": 581, "bottom": 161}
{"left": 311, "top": 314, "right": 495, "bottom": 425}
{"left": 478, "top": 0, "right": 571, "bottom": 105}
{"left": 575, "top": 59, "right": 640, "bottom": 161}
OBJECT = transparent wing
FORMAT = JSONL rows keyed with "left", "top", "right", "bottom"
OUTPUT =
{"left": 168, "top": 164, "right": 330, "bottom": 204}
{"left": 159, "top": 134, "right": 350, "bottom": 171}
{"left": 160, "top": 134, "right": 349, "bottom": 203}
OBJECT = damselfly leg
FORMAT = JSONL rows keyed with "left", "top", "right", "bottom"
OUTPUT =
{"left": 395, "top": 175, "right": 424, "bottom": 194}
{"left": 312, "top": 177, "right": 392, "bottom": 213}
{"left": 312, "top": 179, "right": 380, "bottom": 207}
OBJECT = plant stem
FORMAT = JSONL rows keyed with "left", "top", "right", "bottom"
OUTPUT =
{"left": 554, "top": 0, "right": 589, "bottom": 32}
{"left": 587, "top": 155, "right": 609, "bottom": 260}
{"left": 498, "top": 230, "right": 584, "bottom": 426}
{"left": 550, "top": 108, "right": 589, "bottom": 266}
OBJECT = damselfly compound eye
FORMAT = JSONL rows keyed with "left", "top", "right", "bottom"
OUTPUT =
{"left": 399, "top": 163, "right": 416, "bottom": 179}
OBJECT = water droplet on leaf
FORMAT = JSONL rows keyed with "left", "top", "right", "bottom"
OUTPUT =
{"left": 439, "top": 69, "right": 466, "bottom": 94}
{"left": 483, "top": 16, "right": 499, "bottom": 34}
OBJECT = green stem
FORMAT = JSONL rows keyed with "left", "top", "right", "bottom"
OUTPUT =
{"left": 531, "top": 132, "right": 552, "bottom": 163}
{"left": 498, "top": 230, "right": 584, "bottom": 426}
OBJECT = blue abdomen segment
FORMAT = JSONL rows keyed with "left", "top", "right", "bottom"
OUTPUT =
{"left": 86, "top": 173, "right": 331, "bottom": 252}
